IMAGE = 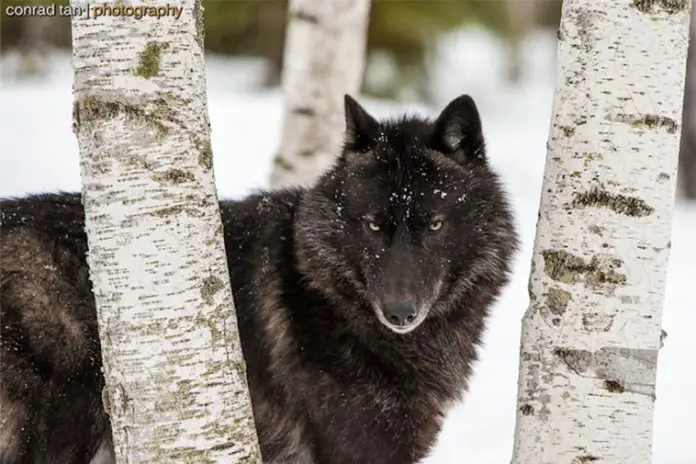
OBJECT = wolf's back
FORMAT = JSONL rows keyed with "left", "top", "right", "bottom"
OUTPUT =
{"left": 1, "top": 192, "right": 112, "bottom": 463}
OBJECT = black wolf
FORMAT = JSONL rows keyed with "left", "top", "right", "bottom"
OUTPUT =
{"left": 0, "top": 95, "right": 518, "bottom": 464}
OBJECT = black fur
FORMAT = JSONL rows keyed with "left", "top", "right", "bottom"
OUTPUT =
{"left": 0, "top": 95, "right": 518, "bottom": 464}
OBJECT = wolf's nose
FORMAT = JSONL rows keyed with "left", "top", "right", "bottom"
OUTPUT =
{"left": 383, "top": 301, "right": 418, "bottom": 326}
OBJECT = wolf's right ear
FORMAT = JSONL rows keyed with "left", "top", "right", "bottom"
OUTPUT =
{"left": 344, "top": 94, "right": 379, "bottom": 152}
{"left": 430, "top": 95, "right": 485, "bottom": 163}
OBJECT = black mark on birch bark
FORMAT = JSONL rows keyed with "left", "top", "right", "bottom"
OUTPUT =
{"left": 604, "top": 379, "right": 626, "bottom": 393}
{"left": 588, "top": 224, "right": 604, "bottom": 236}
{"left": 152, "top": 169, "right": 195, "bottom": 184}
{"left": 519, "top": 403, "right": 534, "bottom": 416}
{"left": 292, "top": 107, "right": 316, "bottom": 117}
{"left": 582, "top": 312, "right": 614, "bottom": 332}
{"left": 559, "top": 125, "right": 576, "bottom": 137}
{"left": 150, "top": 206, "right": 204, "bottom": 219}
{"left": 293, "top": 10, "right": 320, "bottom": 24}
{"left": 573, "top": 7, "right": 598, "bottom": 52}
{"left": 554, "top": 347, "right": 658, "bottom": 397}
{"left": 274, "top": 154, "right": 295, "bottom": 171}
{"left": 630, "top": 0, "right": 689, "bottom": 15}
{"left": 201, "top": 275, "right": 224, "bottom": 305}
{"left": 553, "top": 348, "right": 594, "bottom": 374}
{"left": 613, "top": 113, "right": 679, "bottom": 134}
{"left": 572, "top": 456, "right": 600, "bottom": 463}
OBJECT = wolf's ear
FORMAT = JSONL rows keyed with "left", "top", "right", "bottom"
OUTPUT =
{"left": 430, "top": 95, "right": 485, "bottom": 163}
{"left": 344, "top": 94, "right": 379, "bottom": 152}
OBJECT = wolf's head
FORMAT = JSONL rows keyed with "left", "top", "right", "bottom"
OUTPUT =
{"left": 295, "top": 95, "right": 518, "bottom": 335}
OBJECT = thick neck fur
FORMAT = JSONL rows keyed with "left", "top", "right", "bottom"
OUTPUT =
{"left": 220, "top": 163, "right": 514, "bottom": 463}
{"left": 224, "top": 180, "right": 507, "bottom": 408}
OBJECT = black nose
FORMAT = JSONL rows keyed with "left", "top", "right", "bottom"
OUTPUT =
{"left": 382, "top": 301, "right": 418, "bottom": 326}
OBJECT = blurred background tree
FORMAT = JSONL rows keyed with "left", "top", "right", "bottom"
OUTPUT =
{"left": 2, "top": 0, "right": 561, "bottom": 99}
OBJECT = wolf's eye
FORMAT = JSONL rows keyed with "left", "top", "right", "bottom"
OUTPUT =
{"left": 429, "top": 219, "right": 444, "bottom": 231}
{"left": 367, "top": 221, "right": 381, "bottom": 232}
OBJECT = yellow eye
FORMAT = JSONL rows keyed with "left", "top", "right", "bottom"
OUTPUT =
{"left": 429, "top": 220, "right": 443, "bottom": 231}
{"left": 367, "top": 222, "right": 381, "bottom": 232}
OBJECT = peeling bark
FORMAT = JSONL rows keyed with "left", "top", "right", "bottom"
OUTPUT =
{"left": 270, "top": 0, "right": 371, "bottom": 189}
{"left": 511, "top": 1, "right": 690, "bottom": 462}
{"left": 71, "top": 0, "right": 262, "bottom": 462}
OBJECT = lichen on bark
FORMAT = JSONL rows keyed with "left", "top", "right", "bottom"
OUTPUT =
{"left": 542, "top": 250, "right": 626, "bottom": 293}
{"left": 569, "top": 187, "right": 654, "bottom": 217}
{"left": 547, "top": 287, "right": 572, "bottom": 315}
{"left": 201, "top": 275, "right": 225, "bottom": 305}
{"left": 73, "top": 95, "right": 171, "bottom": 140}
{"left": 134, "top": 42, "right": 164, "bottom": 79}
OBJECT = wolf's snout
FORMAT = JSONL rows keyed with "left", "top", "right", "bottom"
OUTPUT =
{"left": 382, "top": 300, "right": 418, "bottom": 326}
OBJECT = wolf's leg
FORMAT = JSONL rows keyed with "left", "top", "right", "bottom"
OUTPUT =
{"left": 88, "top": 436, "right": 115, "bottom": 464}
{"left": 0, "top": 282, "right": 111, "bottom": 464}
{"left": 0, "top": 361, "right": 35, "bottom": 464}
{"left": 1, "top": 229, "right": 107, "bottom": 463}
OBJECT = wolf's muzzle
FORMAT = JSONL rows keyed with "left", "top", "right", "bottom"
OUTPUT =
{"left": 382, "top": 300, "right": 418, "bottom": 327}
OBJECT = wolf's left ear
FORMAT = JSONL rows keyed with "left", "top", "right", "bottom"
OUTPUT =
{"left": 344, "top": 94, "right": 379, "bottom": 152}
{"left": 430, "top": 95, "right": 485, "bottom": 163}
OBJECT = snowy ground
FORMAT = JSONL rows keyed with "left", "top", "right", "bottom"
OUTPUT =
{"left": 1, "top": 28, "right": 695, "bottom": 463}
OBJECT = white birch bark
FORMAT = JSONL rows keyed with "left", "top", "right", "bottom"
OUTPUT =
{"left": 71, "top": 1, "right": 262, "bottom": 462}
{"left": 511, "top": 1, "right": 690, "bottom": 462}
{"left": 270, "top": 0, "right": 371, "bottom": 189}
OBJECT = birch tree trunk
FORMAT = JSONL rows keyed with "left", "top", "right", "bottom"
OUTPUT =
{"left": 503, "top": 0, "right": 543, "bottom": 83}
{"left": 270, "top": 0, "right": 371, "bottom": 189}
{"left": 15, "top": 15, "right": 56, "bottom": 76}
{"left": 71, "top": 1, "right": 262, "bottom": 462}
{"left": 511, "top": 1, "right": 690, "bottom": 462}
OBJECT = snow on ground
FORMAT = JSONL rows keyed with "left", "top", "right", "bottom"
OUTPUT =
{"left": 1, "top": 28, "right": 695, "bottom": 463}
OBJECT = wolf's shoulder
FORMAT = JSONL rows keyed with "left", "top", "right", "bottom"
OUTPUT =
{"left": 219, "top": 187, "right": 305, "bottom": 239}
{"left": 1, "top": 191, "right": 86, "bottom": 236}
{"left": 0, "top": 192, "right": 89, "bottom": 274}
